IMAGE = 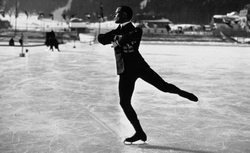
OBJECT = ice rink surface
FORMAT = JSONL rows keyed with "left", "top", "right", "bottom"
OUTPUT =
{"left": 0, "top": 42, "right": 250, "bottom": 153}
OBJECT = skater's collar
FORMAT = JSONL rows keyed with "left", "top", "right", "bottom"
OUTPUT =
{"left": 120, "top": 21, "right": 131, "bottom": 27}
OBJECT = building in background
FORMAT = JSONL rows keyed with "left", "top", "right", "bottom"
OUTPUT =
{"left": 211, "top": 4, "right": 250, "bottom": 38}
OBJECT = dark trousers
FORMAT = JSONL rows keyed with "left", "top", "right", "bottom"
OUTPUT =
{"left": 119, "top": 66, "right": 181, "bottom": 133}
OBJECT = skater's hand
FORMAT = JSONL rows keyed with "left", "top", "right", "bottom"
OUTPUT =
{"left": 111, "top": 41, "right": 120, "bottom": 48}
{"left": 112, "top": 35, "right": 122, "bottom": 48}
{"left": 114, "top": 35, "right": 122, "bottom": 41}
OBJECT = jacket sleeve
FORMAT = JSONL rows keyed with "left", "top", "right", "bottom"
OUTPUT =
{"left": 98, "top": 30, "right": 116, "bottom": 45}
{"left": 115, "top": 27, "right": 142, "bottom": 46}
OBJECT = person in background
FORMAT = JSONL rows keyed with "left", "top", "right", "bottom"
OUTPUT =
{"left": 165, "top": 23, "right": 171, "bottom": 33}
{"left": 19, "top": 33, "right": 23, "bottom": 46}
{"left": 45, "top": 30, "right": 60, "bottom": 51}
{"left": 9, "top": 38, "right": 15, "bottom": 46}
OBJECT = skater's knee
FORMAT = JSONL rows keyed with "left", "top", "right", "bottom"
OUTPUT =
{"left": 120, "top": 100, "right": 127, "bottom": 107}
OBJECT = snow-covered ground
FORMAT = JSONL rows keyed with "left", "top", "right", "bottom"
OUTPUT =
{"left": 0, "top": 42, "right": 250, "bottom": 153}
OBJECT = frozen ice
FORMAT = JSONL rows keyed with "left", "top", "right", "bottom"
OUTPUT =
{"left": 0, "top": 42, "right": 250, "bottom": 153}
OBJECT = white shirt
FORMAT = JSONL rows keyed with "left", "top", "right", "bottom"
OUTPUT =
{"left": 120, "top": 21, "right": 131, "bottom": 28}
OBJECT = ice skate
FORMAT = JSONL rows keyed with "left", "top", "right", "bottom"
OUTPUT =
{"left": 178, "top": 90, "right": 198, "bottom": 102}
{"left": 123, "top": 131, "right": 147, "bottom": 144}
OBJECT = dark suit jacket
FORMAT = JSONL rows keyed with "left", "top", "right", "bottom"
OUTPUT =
{"left": 98, "top": 22, "right": 148, "bottom": 75}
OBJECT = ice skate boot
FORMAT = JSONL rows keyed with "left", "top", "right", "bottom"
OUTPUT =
{"left": 178, "top": 90, "right": 198, "bottom": 102}
{"left": 123, "top": 131, "right": 147, "bottom": 144}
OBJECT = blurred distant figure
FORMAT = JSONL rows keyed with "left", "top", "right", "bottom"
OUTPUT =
{"left": 153, "top": 23, "right": 158, "bottom": 33}
{"left": 165, "top": 23, "right": 171, "bottom": 33}
{"left": 178, "top": 26, "right": 183, "bottom": 34}
{"left": 19, "top": 33, "right": 23, "bottom": 46}
{"left": 9, "top": 38, "right": 15, "bottom": 46}
{"left": 45, "top": 30, "right": 60, "bottom": 51}
{"left": 19, "top": 38, "right": 23, "bottom": 46}
{"left": 189, "top": 26, "right": 194, "bottom": 31}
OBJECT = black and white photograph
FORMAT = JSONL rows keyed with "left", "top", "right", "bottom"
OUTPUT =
{"left": 0, "top": 0, "right": 250, "bottom": 153}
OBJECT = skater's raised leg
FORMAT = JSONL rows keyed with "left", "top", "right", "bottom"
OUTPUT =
{"left": 140, "top": 67, "right": 198, "bottom": 102}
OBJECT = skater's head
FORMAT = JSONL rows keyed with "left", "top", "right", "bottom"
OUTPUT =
{"left": 114, "top": 6, "right": 133, "bottom": 24}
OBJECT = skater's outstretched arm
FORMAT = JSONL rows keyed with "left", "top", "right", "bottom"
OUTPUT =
{"left": 98, "top": 30, "right": 117, "bottom": 45}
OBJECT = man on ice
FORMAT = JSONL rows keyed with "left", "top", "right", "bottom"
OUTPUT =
{"left": 98, "top": 5, "right": 198, "bottom": 144}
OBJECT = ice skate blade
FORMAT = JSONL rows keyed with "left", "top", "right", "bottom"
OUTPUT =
{"left": 123, "top": 140, "right": 147, "bottom": 145}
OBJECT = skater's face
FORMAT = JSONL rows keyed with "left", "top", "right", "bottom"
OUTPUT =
{"left": 114, "top": 7, "right": 127, "bottom": 24}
